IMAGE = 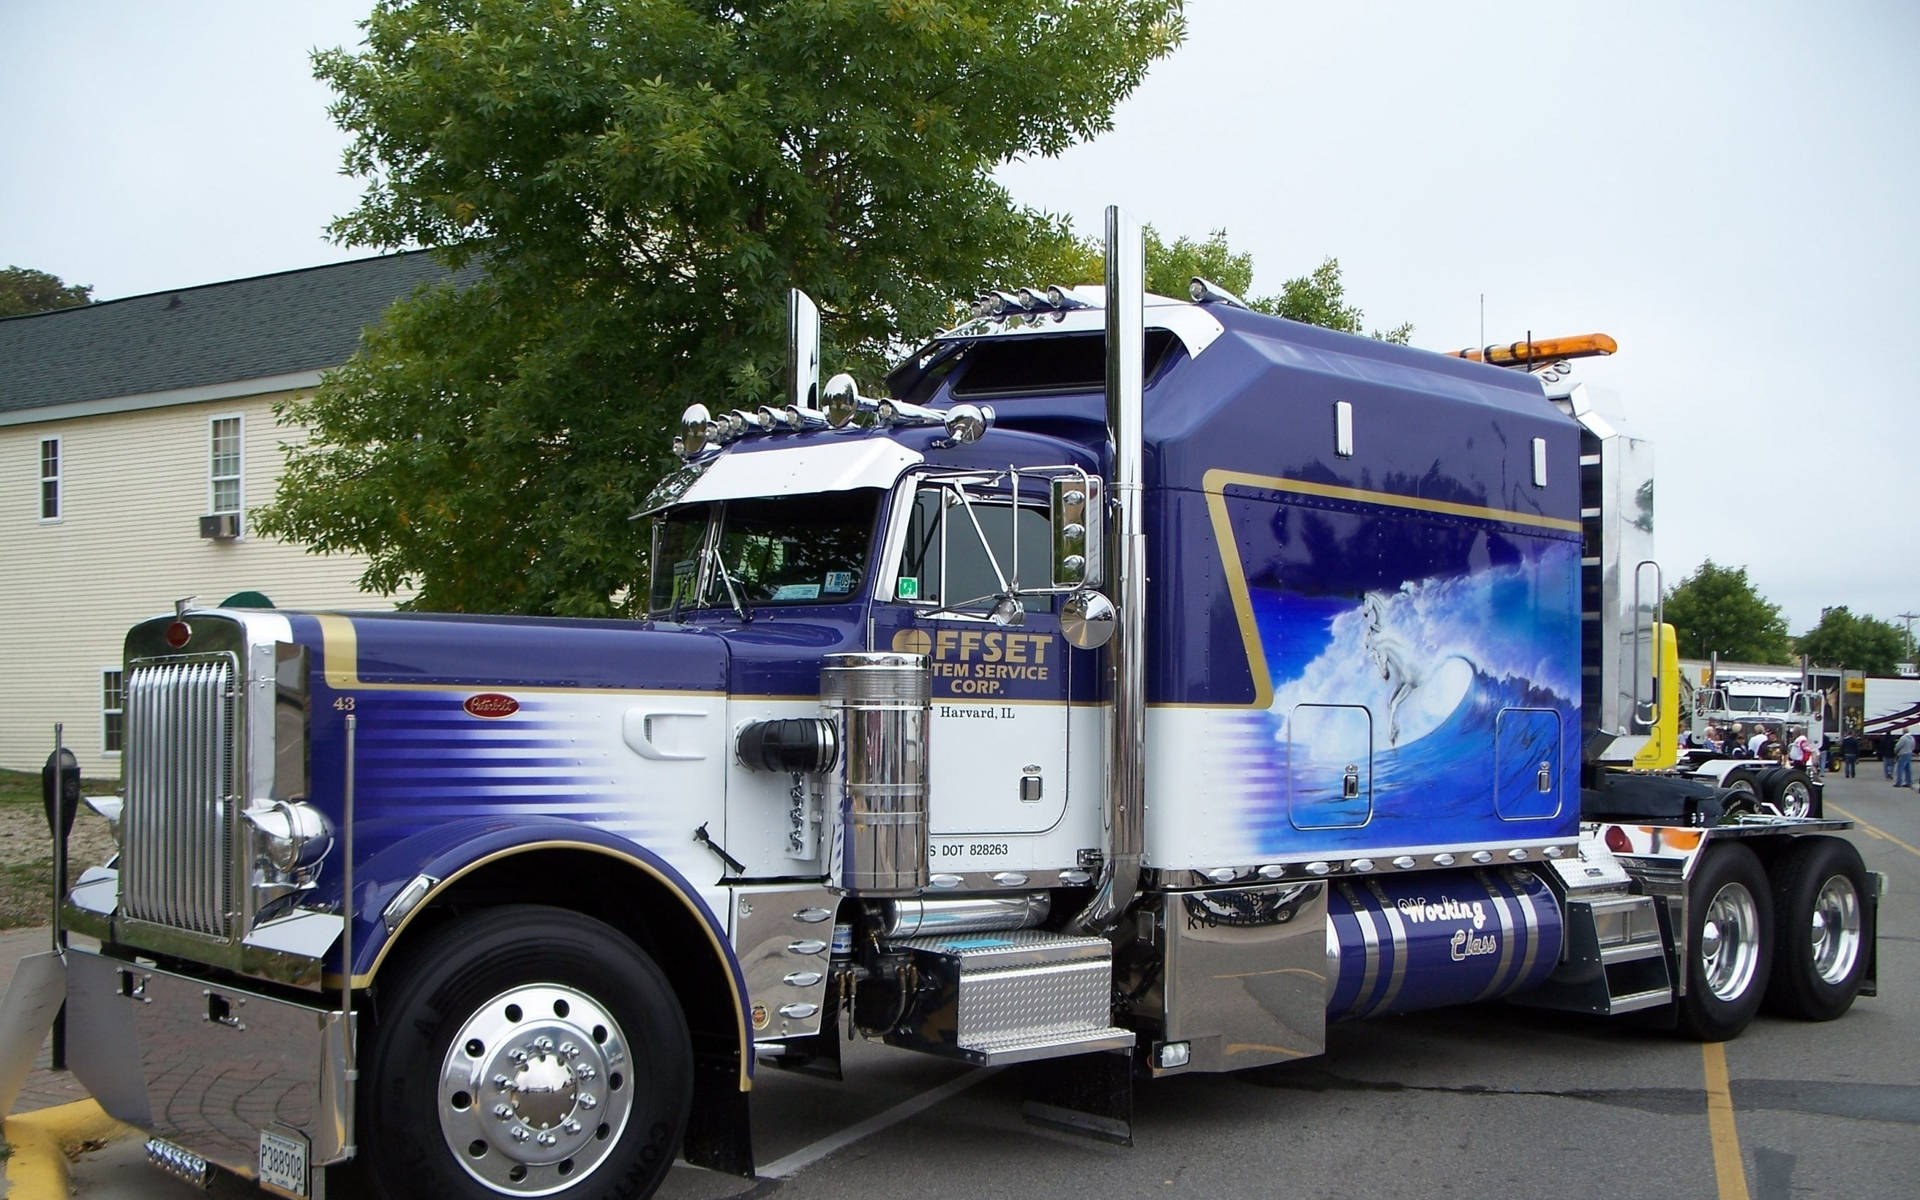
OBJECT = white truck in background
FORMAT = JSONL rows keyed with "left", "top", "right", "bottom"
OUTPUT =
{"left": 1684, "top": 657, "right": 1831, "bottom": 816}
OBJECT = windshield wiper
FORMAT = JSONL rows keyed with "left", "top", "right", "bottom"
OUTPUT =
{"left": 708, "top": 546, "right": 752, "bottom": 622}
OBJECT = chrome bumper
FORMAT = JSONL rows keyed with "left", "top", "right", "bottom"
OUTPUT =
{"left": 64, "top": 947, "right": 354, "bottom": 1189}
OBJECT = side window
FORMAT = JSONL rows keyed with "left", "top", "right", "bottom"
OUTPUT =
{"left": 39, "top": 436, "right": 61, "bottom": 522}
{"left": 894, "top": 484, "right": 1053, "bottom": 611}
{"left": 102, "top": 668, "right": 125, "bottom": 755}
{"left": 210, "top": 416, "right": 243, "bottom": 518}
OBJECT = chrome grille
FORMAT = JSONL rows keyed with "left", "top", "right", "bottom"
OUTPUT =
{"left": 122, "top": 656, "right": 238, "bottom": 939}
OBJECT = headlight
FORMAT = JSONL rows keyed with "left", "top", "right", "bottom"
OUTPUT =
{"left": 244, "top": 800, "right": 334, "bottom": 875}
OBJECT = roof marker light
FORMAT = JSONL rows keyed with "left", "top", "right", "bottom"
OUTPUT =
{"left": 1189, "top": 277, "right": 1249, "bottom": 308}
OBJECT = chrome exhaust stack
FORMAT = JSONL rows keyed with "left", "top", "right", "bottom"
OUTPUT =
{"left": 1069, "top": 205, "right": 1147, "bottom": 936}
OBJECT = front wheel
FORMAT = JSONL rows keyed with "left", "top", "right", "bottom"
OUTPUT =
{"left": 1765, "top": 838, "right": 1873, "bottom": 1021}
{"left": 350, "top": 906, "right": 692, "bottom": 1200}
{"left": 1676, "top": 844, "right": 1772, "bottom": 1041}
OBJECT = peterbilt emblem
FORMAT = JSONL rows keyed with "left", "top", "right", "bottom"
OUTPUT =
{"left": 463, "top": 693, "right": 520, "bottom": 719}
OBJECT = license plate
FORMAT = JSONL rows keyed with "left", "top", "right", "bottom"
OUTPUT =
{"left": 258, "top": 1129, "right": 310, "bottom": 1197}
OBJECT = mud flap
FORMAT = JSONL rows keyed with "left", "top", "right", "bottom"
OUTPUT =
{"left": 0, "top": 952, "right": 66, "bottom": 1116}
{"left": 1019, "top": 1048, "right": 1133, "bottom": 1146}
{"left": 682, "top": 1043, "right": 754, "bottom": 1177}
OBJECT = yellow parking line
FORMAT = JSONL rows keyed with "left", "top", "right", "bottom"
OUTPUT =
{"left": 1828, "top": 804, "right": 1920, "bottom": 860}
{"left": 1702, "top": 1042, "right": 1750, "bottom": 1200}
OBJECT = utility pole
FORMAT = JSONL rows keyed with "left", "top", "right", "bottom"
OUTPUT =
{"left": 1899, "top": 611, "right": 1919, "bottom": 660}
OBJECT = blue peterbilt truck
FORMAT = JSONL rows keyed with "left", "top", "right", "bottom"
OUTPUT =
{"left": 52, "top": 211, "right": 1878, "bottom": 1199}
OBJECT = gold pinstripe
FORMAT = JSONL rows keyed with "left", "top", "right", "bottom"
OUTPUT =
{"left": 1196, "top": 469, "right": 1583, "bottom": 711}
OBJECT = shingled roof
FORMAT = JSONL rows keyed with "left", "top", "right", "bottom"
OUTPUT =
{"left": 0, "top": 251, "right": 475, "bottom": 418}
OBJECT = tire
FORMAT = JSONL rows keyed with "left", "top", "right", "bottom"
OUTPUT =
{"left": 1765, "top": 838, "right": 1873, "bottom": 1021}
{"left": 350, "top": 906, "right": 692, "bottom": 1200}
{"left": 1762, "top": 767, "right": 1816, "bottom": 818}
{"left": 1720, "top": 771, "right": 1760, "bottom": 816}
{"left": 1676, "top": 844, "right": 1772, "bottom": 1041}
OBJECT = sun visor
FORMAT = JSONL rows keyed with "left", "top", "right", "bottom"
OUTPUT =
{"left": 640, "top": 437, "right": 924, "bottom": 515}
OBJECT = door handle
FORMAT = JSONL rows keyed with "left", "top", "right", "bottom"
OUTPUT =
{"left": 623, "top": 709, "right": 708, "bottom": 761}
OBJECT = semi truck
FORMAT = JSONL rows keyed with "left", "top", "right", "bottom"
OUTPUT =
{"left": 35, "top": 210, "right": 1879, "bottom": 1199}
{"left": 1682, "top": 658, "right": 1830, "bottom": 816}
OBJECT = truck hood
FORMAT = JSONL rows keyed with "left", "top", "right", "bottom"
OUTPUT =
{"left": 287, "top": 610, "right": 728, "bottom": 694}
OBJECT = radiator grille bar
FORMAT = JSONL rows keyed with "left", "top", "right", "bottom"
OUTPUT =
{"left": 122, "top": 656, "right": 237, "bottom": 939}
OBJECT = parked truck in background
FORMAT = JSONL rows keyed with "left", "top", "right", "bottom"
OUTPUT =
{"left": 1851, "top": 674, "right": 1920, "bottom": 748}
{"left": 39, "top": 210, "right": 1880, "bottom": 1200}
{"left": 1682, "top": 658, "right": 1833, "bottom": 816}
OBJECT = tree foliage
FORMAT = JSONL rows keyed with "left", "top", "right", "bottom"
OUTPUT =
{"left": 257, "top": 0, "right": 1185, "bottom": 614}
{"left": 0, "top": 266, "right": 92, "bottom": 317}
{"left": 1023, "top": 225, "right": 1412, "bottom": 343}
{"left": 1664, "top": 560, "right": 1793, "bottom": 664}
{"left": 1796, "top": 607, "right": 1907, "bottom": 675}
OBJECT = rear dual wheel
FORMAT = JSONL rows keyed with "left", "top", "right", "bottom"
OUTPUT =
{"left": 1677, "top": 844, "right": 1771, "bottom": 1042}
{"left": 1766, "top": 837, "right": 1872, "bottom": 1021}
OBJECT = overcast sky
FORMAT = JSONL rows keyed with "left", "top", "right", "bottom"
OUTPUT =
{"left": 5, "top": 1, "right": 1916, "bottom": 640}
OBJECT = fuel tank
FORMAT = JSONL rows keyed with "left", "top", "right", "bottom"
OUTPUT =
{"left": 1326, "top": 866, "right": 1562, "bottom": 1021}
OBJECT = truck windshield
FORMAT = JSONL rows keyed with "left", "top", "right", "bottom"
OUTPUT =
{"left": 648, "top": 491, "right": 879, "bottom": 616}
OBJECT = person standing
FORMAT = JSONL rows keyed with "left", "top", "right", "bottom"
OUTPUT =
{"left": 1885, "top": 733, "right": 1897, "bottom": 779}
{"left": 1897, "top": 729, "right": 1916, "bottom": 789}
{"left": 1842, "top": 729, "right": 1860, "bottom": 778}
{"left": 1791, "top": 731, "right": 1818, "bottom": 776}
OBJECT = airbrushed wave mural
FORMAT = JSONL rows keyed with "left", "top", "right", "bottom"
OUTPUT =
{"left": 1238, "top": 539, "right": 1583, "bottom": 855}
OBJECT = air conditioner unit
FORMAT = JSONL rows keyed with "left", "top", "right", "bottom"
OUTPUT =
{"left": 199, "top": 513, "right": 241, "bottom": 540}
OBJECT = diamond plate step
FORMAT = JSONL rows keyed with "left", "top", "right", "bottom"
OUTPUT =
{"left": 883, "top": 929, "right": 1135, "bottom": 1066}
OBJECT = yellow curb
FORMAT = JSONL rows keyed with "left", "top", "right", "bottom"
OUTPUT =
{"left": 2, "top": 1099, "right": 139, "bottom": 1200}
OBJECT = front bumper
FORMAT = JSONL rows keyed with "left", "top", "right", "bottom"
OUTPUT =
{"left": 64, "top": 947, "right": 354, "bottom": 1192}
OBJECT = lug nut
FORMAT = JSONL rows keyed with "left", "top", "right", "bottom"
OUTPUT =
{"left": 493, "top": 1105, "right": 513, "bottom": 1120}
{"left": 577, "top": 1094, "right": 597, "bottom": 1110}
{"left": 510, "top": 1128, "right": 529, "bottom": 1143}
{"left": 559, "top": 1042, "right": 580, "bottom": 1058}
{"left": 536, "top": 1132, "right": 557, "bottom": 1147}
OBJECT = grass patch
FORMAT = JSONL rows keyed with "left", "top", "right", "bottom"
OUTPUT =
{"left": 0, "top": 766, "right": 119, "bottom": 931}
{"left": 0, "top": 765, "right": 116, "bottom": 808}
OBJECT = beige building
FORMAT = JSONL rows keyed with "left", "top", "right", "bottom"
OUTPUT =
{"left": 1, "top": 253, "right": 458, "bottom": 777}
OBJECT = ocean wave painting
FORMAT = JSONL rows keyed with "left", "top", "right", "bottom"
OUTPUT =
{"left": 1241, "top": 543, "right": 1581, "bottom": 855}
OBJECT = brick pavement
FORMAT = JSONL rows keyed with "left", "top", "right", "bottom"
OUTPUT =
{"left": 1, "top": 925, "right": 94, "bottom": 1115}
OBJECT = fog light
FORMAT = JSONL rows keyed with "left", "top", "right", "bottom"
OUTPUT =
{"left": 1155, "top": 1041, "right": 1191, "bottom": 1070}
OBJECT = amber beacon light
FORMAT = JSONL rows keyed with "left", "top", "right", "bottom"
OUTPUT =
{"left": 1448, "top": 332, "right": 1618, "bottom": 368}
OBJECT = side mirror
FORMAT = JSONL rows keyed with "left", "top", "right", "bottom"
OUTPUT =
{"left": 1050, "top": 474, "right": 1104, "bottom": 588}
{"left": 788, "top": 290, "right": 822, "bottom": 414}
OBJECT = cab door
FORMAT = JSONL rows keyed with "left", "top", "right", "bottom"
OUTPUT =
{"left": 868, "top": 479, "right": 1072, "bottom": 837}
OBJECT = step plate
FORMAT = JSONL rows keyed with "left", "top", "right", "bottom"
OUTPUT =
{"left": 885, "top": 929, "right": 1129, "bottom": 1063}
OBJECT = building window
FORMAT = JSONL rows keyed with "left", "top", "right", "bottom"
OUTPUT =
{"left": 102, "top": 668, "right": 125, "bottom": 755}
{"left": 210, "top": 416, "right": 243, "bottom": 517}
{"left": 39, "top": 436, "right": 61, "bottom": 521}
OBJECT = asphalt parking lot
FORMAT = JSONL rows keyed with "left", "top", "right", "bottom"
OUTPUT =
{"left": 19, "top": 768, "right": 1918, "bottom": 1200}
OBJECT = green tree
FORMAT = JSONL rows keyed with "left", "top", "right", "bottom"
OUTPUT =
{"left": 0, "top": 266, "right": 92, "bottom": 317}
{"left": 1795, "top": 607, "right": 1907, "bottom": 674}
{"left": 1664, "top": 560, "right": 1793, "bottom": 664}
{"left": 1026, "top": 226, "right": 1412, "bottom": 343}
{"left": 257, "top": 0, "right": 1185, "bottom": 615}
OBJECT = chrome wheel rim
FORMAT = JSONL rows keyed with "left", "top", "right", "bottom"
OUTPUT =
{"left": 1779, "top": 780, "right": 1812, "bottom": 818}
{"left": 1700, "top": 881, "right": 1761, "bottom": 1002}
{"left": 1809, "top": 875, "right": 1862, "bottom": 985}
{"left": 438, "top": 984, "right": 633, "bottom": 1196}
